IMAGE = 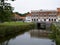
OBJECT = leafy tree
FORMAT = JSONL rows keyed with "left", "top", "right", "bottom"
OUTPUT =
{"left": 0, "top": 0, "right": 14, "bottom": 22}
{"left": 14, "top": 12, "right": 30, "bottom": 17}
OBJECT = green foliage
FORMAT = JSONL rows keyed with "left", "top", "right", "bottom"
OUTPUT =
{"left": 0, "top": 0, "right": 14, "bottom": 22}
{"left": 0, "top": 22, "right": 35, "bottom": 37}
{"left": 14, "top": 12, "right": 30, "bottom": 17}
{"left": 50, "top": 23, "right": 60, "bottom": 45}
{"left": 0, "top": 0, "right": 15, "bottom": 2}
{"left": 0, "top": 6, "right": 13, "bottom": 22}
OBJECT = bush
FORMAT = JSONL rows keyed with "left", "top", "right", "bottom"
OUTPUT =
{"left": 0, "top": 22, "right": 35, "bottom": 37}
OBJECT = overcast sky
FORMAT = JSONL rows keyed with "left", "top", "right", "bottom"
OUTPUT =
{"left": 7, "top": 0, "right": 60, "bottom": 13}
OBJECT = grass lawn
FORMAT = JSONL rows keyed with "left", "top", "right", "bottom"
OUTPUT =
{"left": 0, "top": 21, "right": 32, "bottom": 26}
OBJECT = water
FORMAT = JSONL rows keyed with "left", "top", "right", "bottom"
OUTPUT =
{"left": 0, "top": 29, "right": 56, "bottom": 45}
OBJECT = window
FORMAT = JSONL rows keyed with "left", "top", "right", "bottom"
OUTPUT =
{"left": 54, "top": 19, "right": 56, "bottom": 21}
{"left": 44, "top": 19, "right": 46, "bottom": 21}
{"left": 49, "top": 19, "right": 50, "bottom": 21}
{"left": 37, "top": 19, "right": 38, "bottom": 21}
{"left": 35, "top": 14, "right": 38, "bottom": 17}
{"left": 53, "top": 12, "right": 57, "bottom": 14}
{"left": 34, "top": 19, "right": 35, "bottom": 21}
{"left": 44, "top": 15, "right": 46, "bottom": 17}
{"left": 32, "top": 19, "right": 33, "bottom": 21}
{"left": 52, "top": 19, "right": 53, "bottom": 21}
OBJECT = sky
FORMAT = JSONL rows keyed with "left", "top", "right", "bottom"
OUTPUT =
{"left": 6, "top": 0, "right": 60, "bottom": 13}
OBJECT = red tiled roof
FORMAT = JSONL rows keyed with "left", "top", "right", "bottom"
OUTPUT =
{"left": 14, "top": 13, "right": 26, "bottom": 19}
{"left": 26, "top": 13, "right": 32, "bottom": 16}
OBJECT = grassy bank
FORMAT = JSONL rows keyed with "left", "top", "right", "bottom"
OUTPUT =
{"left": 50, "top": 22, "right": 60, "bottom": 45}
{"left": 0, "top": 22, "right": 32, "bottom": 25}
{"left": 0, "top": 22, "right": 35, "bottom": 37}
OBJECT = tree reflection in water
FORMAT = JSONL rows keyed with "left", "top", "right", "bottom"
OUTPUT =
{"left": 0, "top": 31, "right": 25, "bottom": 45}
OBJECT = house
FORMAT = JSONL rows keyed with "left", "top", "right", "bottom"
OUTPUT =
{"left": 25, "top": 8, "right": 60, "bottom": 22}
{"left": 12, "top": 13, "right": 26, "bottom": 21}
{"left": 25, "top": 13, "right": 32, "bottom": 22}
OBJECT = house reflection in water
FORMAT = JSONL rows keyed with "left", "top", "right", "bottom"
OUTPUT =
{"left": 30, "top": 30, "right": 51, "bottom": 38}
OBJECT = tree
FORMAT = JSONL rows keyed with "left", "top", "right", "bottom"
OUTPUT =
{"left": 14, "top": 12, "right": 30, "bottom": 17}
{"left": 0, "top": 0, "right": 14, "bottom": 22}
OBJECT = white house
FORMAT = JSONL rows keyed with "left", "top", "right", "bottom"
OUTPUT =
{"left": 25, "top": 8, "right": 60, "bottom": 22}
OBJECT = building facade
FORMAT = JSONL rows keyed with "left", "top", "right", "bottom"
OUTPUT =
{"left": 25, "top": 8, "right": 60, "bottom": 22}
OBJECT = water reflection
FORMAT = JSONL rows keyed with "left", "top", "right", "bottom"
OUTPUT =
{"left": 0, "top": 31, "right": 25, "bottom": 45}
{"left": 30, "top": 30, "right": 50, "bottom": 38}
{"left": 0, "top": 29, "right": 56, "bottom": 45}
{"left": 29, "top": 30, "right": 56, "bottom": 45}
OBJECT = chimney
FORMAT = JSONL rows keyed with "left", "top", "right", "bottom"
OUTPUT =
{"left": 57, "top": 8, "right": 60, "bottom": 12}
{"left": 57, "top": 8, "right": 60, "bottom": 16}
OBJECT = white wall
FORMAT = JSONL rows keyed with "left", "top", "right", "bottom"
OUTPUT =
{"left": 25, "top": 16, "right": 59, "bottom": 22}
{"left": 25, "top": 16, "right": 32, "bottom": 22}
{"left": 57, "top": 16, "right": 60, "bottom": 21}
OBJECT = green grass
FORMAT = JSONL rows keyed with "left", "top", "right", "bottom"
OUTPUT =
{"left": 0, "top": 21, "right": 32, "bottom": 26}
{"left": 0, "top": 21, "right": 35, "bottom": 37}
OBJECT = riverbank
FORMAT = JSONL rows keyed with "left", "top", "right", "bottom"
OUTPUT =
{"left": 0, "top": 22, "right": 35, "bottom": 37}
{"left": 50, "top": 22, "right": 60, "bottom": 45}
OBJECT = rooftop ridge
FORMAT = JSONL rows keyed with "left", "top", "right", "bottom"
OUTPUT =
{"left": 31, "top": 9, "right": 57, "bottom": 12}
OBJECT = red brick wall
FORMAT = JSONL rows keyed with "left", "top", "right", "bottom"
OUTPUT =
{"left": 57, "top": 8, "right": 60, "bottom": 16}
